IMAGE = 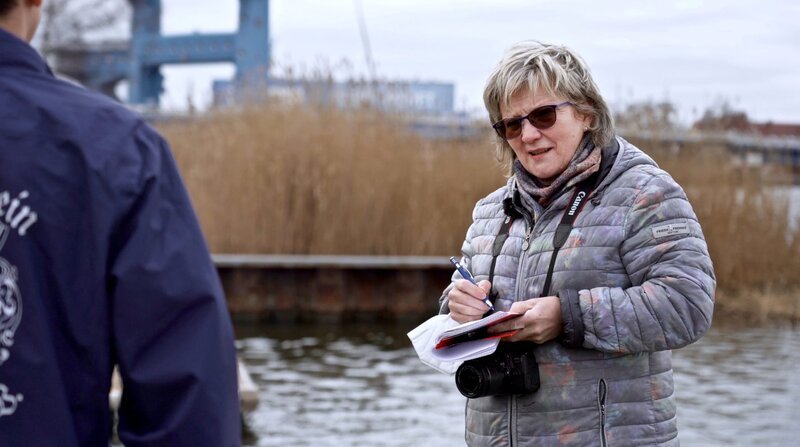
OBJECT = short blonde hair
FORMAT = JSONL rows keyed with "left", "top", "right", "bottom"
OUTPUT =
{"left": 483, "top": 41, "right": 614, "bottom": 170}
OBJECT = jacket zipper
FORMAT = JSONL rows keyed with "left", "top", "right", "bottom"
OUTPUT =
{"left": 510, "top": 211, "right": 532, "bottom": 446}
{"left": 509, "top": 394, "right": 516, "bottom": 446}
{"left": 521, "top": 226, "right": 533, "bottom": 251}
{"left": 598, "top": 379, "right": 608, "bottom": 447}
{"left": 506, "top": 186, "right": 601, "bottom": 446}
{"left": 519, "top": 205, "right": 534, "bottom": 252}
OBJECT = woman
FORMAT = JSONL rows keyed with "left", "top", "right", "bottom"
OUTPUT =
{"left": 439, "top": 41, "right": 715, "bottom": 446}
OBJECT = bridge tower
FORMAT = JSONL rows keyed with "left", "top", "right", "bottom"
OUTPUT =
{"left": 54, "top": 0, "right": 270, "bottom": 106}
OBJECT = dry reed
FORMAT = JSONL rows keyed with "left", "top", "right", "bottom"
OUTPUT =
{"left": 161, "top": 103, "right": 800, "bottom": 320}
{"left": 163, "top": 102, "right": 504, "bottom": 256}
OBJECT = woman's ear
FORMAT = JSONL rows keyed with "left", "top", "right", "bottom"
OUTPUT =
{"left": 578, "top": 107, "right": 594, "bottom": 131}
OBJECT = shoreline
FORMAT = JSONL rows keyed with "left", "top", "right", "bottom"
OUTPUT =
{"left": 213, "top": 253, "right": 799, "bottom": 325}
{"left": 713, "top": 288, "right": 800, "bottom": 326}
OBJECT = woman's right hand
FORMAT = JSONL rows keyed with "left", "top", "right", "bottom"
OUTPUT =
{"left": 447, "top": 279, "right": 493, "bottom": 324}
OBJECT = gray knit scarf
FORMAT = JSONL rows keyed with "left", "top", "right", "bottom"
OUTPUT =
{"left": 514, "top": 135, "right": 602, "bottom": 209}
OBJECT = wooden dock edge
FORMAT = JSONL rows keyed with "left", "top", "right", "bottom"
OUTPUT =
{"left": 213, "top": 254, "right": 454, "bottom": 323}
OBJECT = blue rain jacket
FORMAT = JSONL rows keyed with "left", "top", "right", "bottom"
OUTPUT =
{"left": 0, "top": 29, "right": 241, "bottom": 446}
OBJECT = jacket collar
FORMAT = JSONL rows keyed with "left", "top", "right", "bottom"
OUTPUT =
{"left": 504, "top": 137, "right": 621, "bottom": 217}
{"left": 0, "top": 27, "right": 53, "bottom": 76}
{"left": 593, "top": 137, "right": 620, "bottom": 189}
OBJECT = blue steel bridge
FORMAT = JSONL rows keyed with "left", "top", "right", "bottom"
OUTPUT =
{"left": 50, "top": 0, "right": 471, "bottom": 138}
{"left": 52, "top": 0, "right": 269, "bottom": 106}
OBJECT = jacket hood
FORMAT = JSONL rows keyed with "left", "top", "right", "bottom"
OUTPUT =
{"left": 595, "top": 136, "right": 659, "bottom": 193}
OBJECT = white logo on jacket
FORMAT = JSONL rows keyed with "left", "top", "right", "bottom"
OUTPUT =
{"left": 0, "top": 256, "right": 22, "bottom": 366}
{"left": 0, "top": 189, "right": 38, "bottom": 419}
{"left": 652, "top": 221, "right": 690, "bottom": 239}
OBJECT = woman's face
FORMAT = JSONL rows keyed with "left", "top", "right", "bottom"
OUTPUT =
{"left": 500, "top": 88, "right": 591, "bottom": 184}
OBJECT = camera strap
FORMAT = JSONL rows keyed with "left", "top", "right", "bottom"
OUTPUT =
{"left": 490, "top": 175, "right": 596, "bottom": 298}
{"left": 541, "top": 176, "right": 596, "bottom": 296}
{"left": 487, "top": 214, "right": 515, "bottom": 294}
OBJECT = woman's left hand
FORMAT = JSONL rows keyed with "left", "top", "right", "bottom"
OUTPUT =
{"left": 490, "top": 296, "right": 563, "bottom": 343}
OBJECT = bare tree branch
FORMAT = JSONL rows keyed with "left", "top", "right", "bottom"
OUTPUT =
{"left": 34, "top": 0, "right": 130, "bottom": 58}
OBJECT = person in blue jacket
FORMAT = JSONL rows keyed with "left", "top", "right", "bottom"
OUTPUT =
{"left": 0, "top": 1, "right": 242, "bottom": 445}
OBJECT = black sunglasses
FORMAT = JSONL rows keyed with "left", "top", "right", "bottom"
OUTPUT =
{"left": 492, "top": 101, "right": 573, "bottom": 140}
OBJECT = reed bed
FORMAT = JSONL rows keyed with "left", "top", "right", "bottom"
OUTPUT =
{"left": 161, "top": 103, "right": 800, "bottom": 321}
{"left": 636, "top": 138, "right": 800, "bottom": 322}
{"left": 163, "top": 102, "right": 504, "bottom": 256}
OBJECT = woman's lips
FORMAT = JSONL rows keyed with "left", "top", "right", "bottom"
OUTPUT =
{"left": 527, "top": 147, "right": 552, "bottom": 157}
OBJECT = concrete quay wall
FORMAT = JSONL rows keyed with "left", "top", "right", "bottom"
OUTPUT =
{"left": 214, "top": 255, "right": 453, "bottom": 323}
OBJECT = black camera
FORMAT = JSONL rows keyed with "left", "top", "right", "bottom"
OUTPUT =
{"left": 455, "top": 342, "right": 540, "bottom": 398}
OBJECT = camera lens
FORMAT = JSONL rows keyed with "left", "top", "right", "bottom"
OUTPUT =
{"left": 455, "top": 362, "right": 506, "bottom": 398}
{"left": 455, "top": 364, "right": 485, "bottom": 398}
{"left": 454, "top": 342, "right": 540, "bottom": 398}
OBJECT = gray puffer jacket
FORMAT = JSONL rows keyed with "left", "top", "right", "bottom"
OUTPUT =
{"left": 439, "top": 137, "right": 715, "bottom": 446}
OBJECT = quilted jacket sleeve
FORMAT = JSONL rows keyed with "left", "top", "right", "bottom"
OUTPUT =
{"left": 564, "top": 169, "right": 715, "bottom": 353}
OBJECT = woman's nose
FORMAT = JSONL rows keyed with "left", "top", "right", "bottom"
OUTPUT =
{"left": 519, "top": 120, "right": 542, "bottom": 142}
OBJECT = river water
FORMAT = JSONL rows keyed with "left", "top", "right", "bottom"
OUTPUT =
{"left": 235, "top": 322, "right": 800, "bottom": 447}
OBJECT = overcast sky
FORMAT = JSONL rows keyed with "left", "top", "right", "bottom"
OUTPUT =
{"left": 154, "top": 0, "right": 799, "bottom": 124}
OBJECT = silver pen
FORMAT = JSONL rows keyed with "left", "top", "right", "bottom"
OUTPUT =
{"left": 449, "top": 256, "right": 495, "bottom": 312}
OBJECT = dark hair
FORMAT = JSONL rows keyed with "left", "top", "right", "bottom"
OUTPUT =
{"left": 0, "top": 0, "right": 17, "bottom": 17}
